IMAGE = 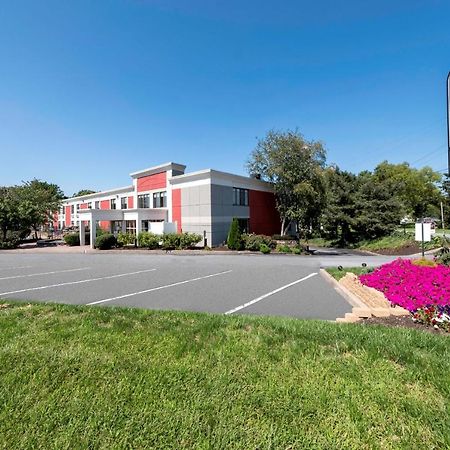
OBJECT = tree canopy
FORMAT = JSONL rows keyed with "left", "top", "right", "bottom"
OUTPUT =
{"left": 246, "top": 129, "right": 327, "bottom": 235}
{"left": 72, "top": 189, "right": 97, "bottom": 197}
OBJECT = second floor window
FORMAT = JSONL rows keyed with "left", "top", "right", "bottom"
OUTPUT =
{"left": 71, "top": 205, "right": 74, "bottom": 214}
{"left": 110, "top": 199, "right": 116, "bottom": 210}
{"left": 153, "top": 191, "right": 167, "bottom": 208}
{"left": 233, "top": 188, "right": 249, "bottom": 206}
{"left": 95, "top": 201, "right": 99, "bottom": 209}
{"left": 138, "top": 194, "right": 150, "bottom": 208}
{"left": 121, "top": 197, "right": 128, "bottom": 209}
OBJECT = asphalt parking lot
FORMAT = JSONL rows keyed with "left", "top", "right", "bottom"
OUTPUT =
{"left": 0, "top": 252, "right": 396, "bottom": 320}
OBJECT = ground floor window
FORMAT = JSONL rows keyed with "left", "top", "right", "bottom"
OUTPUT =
{"left": 126, "top": 220, "right": 136, "bottom": 235}
{"left": 237, "top": 218, "right": 250, "bottom": 233}
{"left": 111, "top": 221, "right": 122, "bottom": 235}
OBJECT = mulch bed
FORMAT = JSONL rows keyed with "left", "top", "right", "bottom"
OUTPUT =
{"left": 375, "top": 244, "right": 424, "bottom": 255}
{"left": 361, "top": 315, "right": 448, "bottom": 335}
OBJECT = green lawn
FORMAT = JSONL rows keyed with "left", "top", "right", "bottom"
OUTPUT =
{"left": 325, "top": 267, "right": 372, "bottom": 281}
{"left": 0, "top": 301, "right": 449, "bottom": 449}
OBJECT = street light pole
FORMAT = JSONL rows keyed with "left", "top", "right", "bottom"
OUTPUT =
{"left": 447, "top": 71, "right": 450, "bottom": 176}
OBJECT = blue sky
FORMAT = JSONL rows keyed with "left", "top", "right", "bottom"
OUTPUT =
{"left": 1, "top": 0, "right": 449, "bottom": 196}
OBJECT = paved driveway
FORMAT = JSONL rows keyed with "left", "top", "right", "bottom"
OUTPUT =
{"left": 0, "top": 252, "right": 395, "bottom": 320}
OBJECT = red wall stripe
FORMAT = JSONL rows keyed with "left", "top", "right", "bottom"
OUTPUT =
{"left": 128, "top": 196, "right": 134, "bottom": 208}
{"left": 172, "top": 188, "right": 182, "bottom": 233}
{"left": 65, "top": 206, "right": 71, "bottom": 227}
{"left": 137, "top": 172, "right": 166, "bottom": 192}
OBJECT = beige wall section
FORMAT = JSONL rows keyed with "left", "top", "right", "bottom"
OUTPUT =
{"left": 180, "top": 184, "right": 212, "bottom": 245}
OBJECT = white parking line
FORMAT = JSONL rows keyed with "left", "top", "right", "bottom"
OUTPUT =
{"left": 87, "top": 270, "right": 233, "bottom": 306}
{"left": 224, "top": 272, "right": 318, "bottom": 315}
{"left": 0, "top": 267, "right": 90, "bottom": 281}
{"left": 0, "top": 269, "right": 157, "bottom": 297}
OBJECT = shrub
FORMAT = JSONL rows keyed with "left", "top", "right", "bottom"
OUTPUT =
{"left": 138, "top": 232, "right": 160, "bottom": 249}
{"left": 242, "top": 233, "right": 275, "bottom": 251}
{"left": 95, "top": 233, "right": 117, "bottom": 250}
{"left": 64, "top": 233, "right": 80, "bottom": 246}
{"left": 272, "top": 234, "right": 297, "bottom": 241}
{"left": 117, "top": 232, "right": 136, "bottom": 247}
{"left": 227, "top": 218, "right": 242, "bottom": 250}
{"left": 161, "top": 233, "right": 181, "bottom": 250}
{"left": 259, "top": 243, "right": 271, "bottom": 254}
{"left": 277, "top": 244, "right": 292, "bottom": 253}
{"left": 0, "top": 231, "right": 21, "bottom": 249}
{"left": 292, "top": 246, "right": 303, "bottom": 255}
{"left": 436, "top": 251, "right": 450, "bottom": 267}
{"left": 0, "top": 240, "right": 17, "bottom": 249}
{"left": 412, "top": 258, "right": 436, "bottom": 267}
{"left": 179, "top": 232, "right": 202, "bottom": 249}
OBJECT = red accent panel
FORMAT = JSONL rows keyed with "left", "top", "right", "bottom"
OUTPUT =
{"left": 65, "top": 206, "right": 71, "bottom": 227}
{"left": 99, "top": 200, "right": 110, "bottom": 231}
{"left": 172, "top": 188, "right": 182, "bottom": 233}
{"left": 80, "top": 203, "right": 88, "bottom": 209}
{"left": 137, "top": 172, "right": 166, "bottom": 192}
{"left": 249, "top": 190, "right": 280, "bottom": 236}
{"left": 128, "top": 196, "right": 134, "bottom": 208}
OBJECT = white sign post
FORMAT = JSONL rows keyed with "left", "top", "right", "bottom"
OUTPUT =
{"left": 415, "top": 222, "right": 431, "bottom": 258}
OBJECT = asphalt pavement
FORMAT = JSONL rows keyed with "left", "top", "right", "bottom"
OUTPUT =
{"left": 0, "top": 252, "right": 398, "bottom": 320}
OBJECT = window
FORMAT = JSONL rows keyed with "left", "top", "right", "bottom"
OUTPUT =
{"left": 237, "top": 218, "right": 250, "bottom": 233}
{"left": 138, "top": 194, "right": 150, "bottom": 208}
{"left": 110, "top": 198, "right": 116, "bottom": 210}
{"left": 153, "top": 191, "right": 167, "bottom": 208}
{"left": 87, "top": 202, "right": 92, "bottom": 209}
{"left": 233, "top": 188, "right": 249, "bottom": 206}
{"left": 126, "top": 220, "right": 136, "bottom": 235}
{"left": 76, "top": 204, "right": 80, "bottom": 211}
{"left": 121, "top": 197, "right": 128, "bottom": 209}
{"left": 95, "top": 201, "right": 99, "bottom": 209}
{"left": 71, "top": 205, "right": 74, "bottom": 214}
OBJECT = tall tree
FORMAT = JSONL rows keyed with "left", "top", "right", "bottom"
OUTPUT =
{"left": 72, "top": 189, "right": 96, "bottom": 197}
{"left": 322, "top": 167, "right": 358, "bottom": 244}
{"left": 373, "top": 161, "right": 443, "bottom": 219}
{"left": 0, "top": 187, "right": 21, "bottom": 242}
{"left": 246, "top": 129, "right": 327, "bottom": 236}
{"left": 353, "top": 171, "right": 403, "bottom": 240}
{"left": 17, "top": 180, "right": 64, "bottom": 239}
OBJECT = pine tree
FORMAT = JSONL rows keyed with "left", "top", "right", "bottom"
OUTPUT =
{"left": 227, "top": 218, "right": 242, "bottom": 250}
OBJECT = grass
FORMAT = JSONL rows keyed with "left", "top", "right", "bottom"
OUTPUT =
{"left": 0, "top": 301, "right": 449, "bottom": 449}
{"left": 325, "top": 267, "right": 372, "bottom": 281}
{"left": 357, "top": 233, "right": 440, "bottom": 252}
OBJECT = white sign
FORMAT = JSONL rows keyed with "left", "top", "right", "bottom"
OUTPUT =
{"left": 415, "top": 222, "right": 432, "bottom": 242}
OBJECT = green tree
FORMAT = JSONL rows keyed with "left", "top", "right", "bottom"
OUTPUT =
{"left": 353, "top": 171, "right": 403, "bottom": 240}
{"left": 373, "top": 161, "right": 443, "bottom": 219}
{"left": 322, "top": 167, "right": 357, "bottom": 244}
{"left": 0, "top": 187, "right": 21, "bottom": 242}
{"left": 227, "top": 218, "right": 242, "bottom": 250}
{"left": 72, "top": 189, "right": 96, "bottom": 197}
{"left": 17, "top": 180, "right": 64, "bottom": 239}
{"left": 246, "top": 129, "right": 327, "bottom": 236}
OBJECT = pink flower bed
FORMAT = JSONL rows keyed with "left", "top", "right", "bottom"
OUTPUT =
{"left": 359, "top": 259, "right": 450, "bottom": 331}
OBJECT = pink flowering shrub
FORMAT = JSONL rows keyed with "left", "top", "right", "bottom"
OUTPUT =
{"left": 359, "top": 259, "right": 450, "bottom": 331}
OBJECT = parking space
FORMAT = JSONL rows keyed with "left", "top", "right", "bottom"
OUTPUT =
{"left": 0, "top": 253, "right": 362, "bottom": 320}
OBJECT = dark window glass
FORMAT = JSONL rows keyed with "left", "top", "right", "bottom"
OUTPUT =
{"left": 138, "top": 194, "right": 150, "bottom": 208}
{"left": 121, "top": 197, "right": 127, "bottom": 209}
{"left": 153, "top": 191, "right": 167, "bottom": 208}
{"left": 232, "top": 188, "right": 249, "bottom": 206}
{"left": 110, "top": 199, "right": 116, "bottom": 210}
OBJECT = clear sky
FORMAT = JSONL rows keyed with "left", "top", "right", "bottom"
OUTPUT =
{"left": 1, "top": 0, "right": 449, "bottom": 196}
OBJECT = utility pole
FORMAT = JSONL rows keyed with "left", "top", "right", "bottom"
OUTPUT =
{"left": 441, "top": 201, "right": 445, "bottom": 237}
{"left": 447, "top": 71, "right": 450, "bottom": 176}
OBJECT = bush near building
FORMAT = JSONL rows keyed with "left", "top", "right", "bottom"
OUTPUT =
{"left": 95, "top": 233, "right": 117, "bottom": 250}
{"left": 117, "top": 232, "right": 136, "bottom": 247}
{"left": 138, "top": 232, "right": 160, "bottom": 249}
{"left": 242, "top": 233, "right": 276, "bottom": 251}
{"left": 63, "top": 233, "right": 80, "bottom": 247}
{"left": 227, "top": 218, "right": 242, "bottom": 250}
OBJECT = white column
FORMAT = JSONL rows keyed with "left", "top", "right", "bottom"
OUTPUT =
{"left": 79, "top": 221, "right": 85, "bottom": 246}
{"left": 136, "top": 215, "right": 142, "bottom": 247}
{"left": 90, "top": 219, "right": 97, "bottom": 249}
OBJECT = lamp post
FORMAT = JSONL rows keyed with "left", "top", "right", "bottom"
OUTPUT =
{"left": 447, "top": 71, "right": 450, "bottom": 176}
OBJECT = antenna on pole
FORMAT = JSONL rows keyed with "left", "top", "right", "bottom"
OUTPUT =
{"left": 447, "top": 71, "right": 450, "bottom": 176}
